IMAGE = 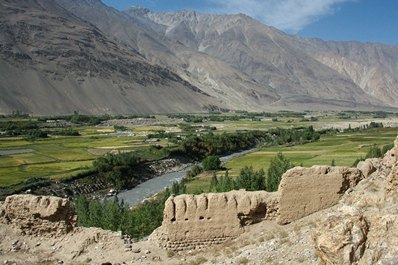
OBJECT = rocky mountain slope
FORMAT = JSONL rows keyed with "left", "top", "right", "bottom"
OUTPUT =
{"left": 292, "top": 37, "right": 398, "bottom": 106}
{"left": 139, "top": 10, "right": 398, "bottom": 110}
{"left": 54, "top": 0, "right": 281, "bottom": 112}
{"left": 1, "top": 0, "right": 398, "bottom": 114}
{"left": 0, "top": 0, "right": 214, "bottom": 114}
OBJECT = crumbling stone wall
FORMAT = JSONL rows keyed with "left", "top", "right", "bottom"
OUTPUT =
{"left": 277, "top": 166, "right": 364, "bottom": 224}
{"left": 151, "top": 190, "right": 279, "bottom": 251}
{"left": 152, "top": 165, "right": 367, "bottom": 250}
{"left": 1, "top": 194, "right": 76, "bottom": 236}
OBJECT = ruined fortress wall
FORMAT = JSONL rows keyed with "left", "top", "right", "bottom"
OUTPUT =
{"left": 152, "top": 190, "right": 279, "bottom": 251}
{"left": 277, "top": 166, "right": 364, "bottom": 224}
{"left": 152, "top": 166, "right": 366, "bottom": 250}
{"left": 1, "top": 194, "right": 76, "bottom": 236}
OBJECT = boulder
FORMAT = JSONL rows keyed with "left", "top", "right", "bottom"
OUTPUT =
{"left": 314, "top": 206, "right": 369, "bottom": 265}
{"left": 385, "top": 162, "right": 398, "bottom": 195}
{"left": 0, "top": 201, "right": 4, "bottom": 218}
{"left": 382, "top": 136, "right": 398, "bottom": 167}
{"left": 359, "top": 214, "right": 398, "bottom": 264}
{"left": 357, "top": 159, "right": 378, "bottom": 178}
{"left": 1, "top": 194, "right": 76, "bottom": 236}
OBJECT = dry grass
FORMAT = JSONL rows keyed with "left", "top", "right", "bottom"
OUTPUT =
{"left": 279, "top": 237, "right": 292, "bottom": 245}
{"left": 293, "top": 224, "right": 302, "bottom": 236}
{"left": 264, "top": 256, "right": 274, "bottom": 263}
{"left": 235, "top": 256, "right": 249, "bottom": 264}
{"left": 188, "top": 256, "right": 208, "bottom": 265}
{"left": 166, "top": 250, "right": 175, "bottom": 257}
{"left": 297, "top": 256, "right": 306, "bottom": 263}
{"left": 264, "top": 233, "right": 275, "bottom": 241}
{"left": 308, "top": 221, "right": 317, "bottom": 228}
{"left": 240, "top": 240, "right": 251, "bottom": 247}
{"left": 278, "top": 230, "right": 289, "bottom": 239}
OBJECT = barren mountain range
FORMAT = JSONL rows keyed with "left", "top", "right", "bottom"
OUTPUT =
{"left": 1, "top": 0, "right": 397, "bottom": 114}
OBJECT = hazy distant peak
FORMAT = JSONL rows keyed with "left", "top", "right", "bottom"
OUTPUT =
{"left": 125, "top": 6, "right": 150, "bottom": 16}
{"left": 72, "top": 0, "right": 104, "bottom": 7}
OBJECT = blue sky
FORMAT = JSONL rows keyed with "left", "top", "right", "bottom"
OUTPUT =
{"left": 103, "top": 0, "right": 398, "bottom": 45}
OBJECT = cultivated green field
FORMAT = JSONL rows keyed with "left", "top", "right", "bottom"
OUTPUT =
{"left": 0, "top": 125, "right": 170, "bottom": 186}
{"left": 226, "top": 128, "right": 397, "bottom": 170}
{"left": 1, "top": 111, "right": 397, "bottom": 188}
{"left": 185, "top": 128, "right": 398, "bottom": 193}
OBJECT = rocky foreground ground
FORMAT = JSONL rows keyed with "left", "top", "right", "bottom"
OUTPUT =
{"left": 1, "top": 137, "right": 397, "bottom": 265}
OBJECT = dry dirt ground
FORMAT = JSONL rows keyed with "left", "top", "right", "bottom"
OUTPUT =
{"left": 0, "top": 208, "right": 329, "bottom": 265}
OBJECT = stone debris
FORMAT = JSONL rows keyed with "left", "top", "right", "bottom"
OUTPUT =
{"left": 131, "top": 248, "right": 141, "bottom": 253}
{"left": 314, "top": 206, "right": 369, "bottom": 264}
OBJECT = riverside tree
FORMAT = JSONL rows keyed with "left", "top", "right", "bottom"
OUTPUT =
{"left": 266, "top": 152, "right": 294, "bottom": 192}
{"left": 202, "top": 155, "right": 221, "bottom": 170}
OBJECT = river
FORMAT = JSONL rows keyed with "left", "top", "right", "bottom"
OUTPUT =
{"left": 117, "top": 148, "right": 257, "bottom": 206}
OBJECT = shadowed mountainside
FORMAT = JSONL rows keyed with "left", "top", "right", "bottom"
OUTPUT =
{"left": 0, "top": 0, "right": 214, "bottom": 114}
{"left": 1, "top": 0, "right": 398, "bottom": 114}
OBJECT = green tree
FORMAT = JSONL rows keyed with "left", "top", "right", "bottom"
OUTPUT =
{"left": 209, "top": 172, "right": 219, "bottom": 192}
{"left": 102, "top": 198, "right": 122, "bottom": 231}
{"left": 253, "top": 168, "right": 266, "bottom": 190}
{"left": 266, "top": 153, "right": 294, "bottom": 192}
{"left": 93, "top": 152, "right": 140, "bottom": 188}
{"left": 234, "top": 167, "right": 266, "bottom": 191}
{"left": 216, "top": 170, "right": 234, "bottom": 192}
{"left": 202, "top": 155, "right": 221, "bottom": 170}
{"left": 88, "top": 200, "right": 103, "bottom": 227}
{"left": 171, "top": 181, "right": 186, "bottom": 195}
{"left": 74, "top": 196, "right": 89, "bottom": 226}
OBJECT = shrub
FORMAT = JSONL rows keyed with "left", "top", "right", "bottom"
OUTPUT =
{"left": 202, "top": 156, "right": 221, "bottom": 171}
{"left": 365, "top": 144, "right": 382, "bottom": 159}
{"left": 382, "top": 143, "right": 394, "bottom": 155}
{"left": 236, "top": 257, "right": 249, "bottom": 264}
{"left": 187, "top": 165, "right": 203, "bottom": 178}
